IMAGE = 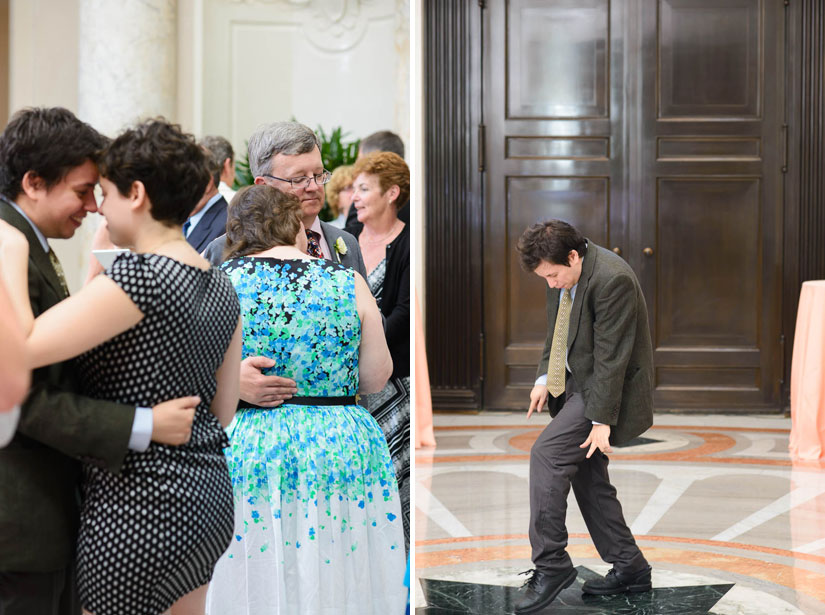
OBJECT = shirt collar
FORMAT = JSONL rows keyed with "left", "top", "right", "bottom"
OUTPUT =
{"left": 1, "top": 195, "right": 50, "bottom": 252}
{"left": 309, "top": 216, "right": 323, "bottom": 235}
{"left": 185, "top": 192, "right": 223, "bottom": 234}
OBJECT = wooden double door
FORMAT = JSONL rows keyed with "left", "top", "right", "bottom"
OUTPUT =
{"left": 483, "top": 0, "right": 785, "bottom": 410}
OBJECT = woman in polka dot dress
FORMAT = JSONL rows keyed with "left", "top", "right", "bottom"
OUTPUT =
{"left": 206, "top": 185, "right": 407, "bottom": 614}
{"left": 0, "top": 120, "right": 242, "bottom": 615}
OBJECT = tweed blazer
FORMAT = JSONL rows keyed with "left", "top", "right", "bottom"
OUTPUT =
{"left": 202, "top": 221, "right": 367, "bottom": 280}
{"left": 536, "top": 242, "right": 654, "bottom": 445}
{"left": 0, "top": 201, "right": 134, "bottom": 571}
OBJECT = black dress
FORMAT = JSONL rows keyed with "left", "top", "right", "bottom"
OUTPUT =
{"left": 74, "top": 253, "right": 239, "bottom": 615}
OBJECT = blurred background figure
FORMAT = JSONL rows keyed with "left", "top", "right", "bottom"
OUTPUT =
{"left": 350, "top": 151, "right": 410, "bottom": 551}
{"left": 209, "top": 184, "right": 406, "bottom": 614}
{"left": 202, "top": 135, "right": 237, "bottom": 204}
{"left": 325, "top": 164, "right": 355, "bottom": 229}
{"left": 0, "top": 276, "right": 28, "bottom": 447}
{"left": 182, "top": 137, "right": 230, "bottom": 253}
{"left": 344, "top": 130, "right": 409, "bottom": 236}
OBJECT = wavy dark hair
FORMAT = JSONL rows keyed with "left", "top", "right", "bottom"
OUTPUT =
{"left": 0, "top": 107, "right": 108, "bottom": 199}
{"left": 224, "top": 185, "right": 303, "bottom": 260}
{"left": 517, "top": 220, "right": 588, "bottom": 271}
{"left": 100, "top": 119, "right": 210, "bottom": 226}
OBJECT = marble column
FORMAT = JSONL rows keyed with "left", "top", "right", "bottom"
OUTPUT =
{"left": 78, "top": 0, "right": 178, "bottom": 137}
{"left": 55, "top": 0, "right": 178, "bottom": 293}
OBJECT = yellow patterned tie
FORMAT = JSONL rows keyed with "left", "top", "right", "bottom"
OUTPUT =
{"left": 48, "top": 249, "right": 70, "bottom": 296}
{"left": 546, "top": 289, "right": 572, "bottom": 397}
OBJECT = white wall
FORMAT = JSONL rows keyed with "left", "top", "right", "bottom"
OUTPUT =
{"left": 6, "top": 0, "right": 409, "bottom": 293}
{"left": 196, "top": 0, "right": 409, "bottom": 159}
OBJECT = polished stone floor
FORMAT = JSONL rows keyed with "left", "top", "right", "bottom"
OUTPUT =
{"left": 415, "top": 413, "right": 825, "bottom": 614}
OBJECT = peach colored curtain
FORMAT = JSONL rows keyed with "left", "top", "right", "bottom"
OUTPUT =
{"left": 790, "top": 280, "right": 825, "bottom": 460}
{"left": 415, "top": 292, "right": 436, "bottom": 448}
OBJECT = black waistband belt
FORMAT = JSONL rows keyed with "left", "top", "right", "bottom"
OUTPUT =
{"left": 238, "top": 395, "right": 357, "bottom": 411}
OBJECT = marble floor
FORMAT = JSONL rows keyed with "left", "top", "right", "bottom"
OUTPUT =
{"left": 415, "top": 413, "right": 825, "bottom": 614}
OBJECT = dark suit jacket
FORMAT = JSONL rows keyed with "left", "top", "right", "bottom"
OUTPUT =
{"left": 202, "top": 221, "right": 368, "bottom": 280}
{"left": 186, "top": 195, "right": 228, "bottom": 253}
{"left": 352, "top": 225, "right": 409, "bottom": 378}
{"left": 0, "top": 202, "right": 134, "bottom": 572}
{"left": 536, "top": 242, "right": 654, "bottom": 445}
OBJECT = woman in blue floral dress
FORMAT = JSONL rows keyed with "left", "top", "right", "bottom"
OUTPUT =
{"left": 207, "top": 185, "right": 406, "bottom": 614}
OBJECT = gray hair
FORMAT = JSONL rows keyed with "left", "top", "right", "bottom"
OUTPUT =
{"left": 247, "top": 122, "right": 321, "bottom": 177}
{"left": 200, "top": 135, "right": 234, "bottom": 165}
{"left": 359, "top": 130, "right": 404, "bottom": 159}
{"left": 199, "top": 136, "right": 228, "bottom": 187}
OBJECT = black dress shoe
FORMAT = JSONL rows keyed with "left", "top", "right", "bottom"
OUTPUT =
{"left": 513, "top": 568, "right": 577, "bottom": 614}
{"left": 581, "top": 566, "right": 652, "bottom": 595}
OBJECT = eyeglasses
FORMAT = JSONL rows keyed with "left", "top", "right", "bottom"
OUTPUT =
{"left": 261, "top": 170, "right": 332, "bottom": 190}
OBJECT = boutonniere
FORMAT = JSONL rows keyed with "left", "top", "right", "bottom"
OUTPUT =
{"left": 334, "top": 237, "right": 348, "bottom": 262}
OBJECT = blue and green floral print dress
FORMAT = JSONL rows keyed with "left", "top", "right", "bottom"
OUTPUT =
{"left": 208, "top": 258, "right": 406, "bottom": 615}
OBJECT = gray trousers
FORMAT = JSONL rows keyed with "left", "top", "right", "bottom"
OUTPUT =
{"left": 528, "top": 379, "right": 648, "bottom": 575}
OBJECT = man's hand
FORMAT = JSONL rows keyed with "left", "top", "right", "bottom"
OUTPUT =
{"left": 151, "top": 396, "right": 199, "bottom": 445}
{"left": 527, "top": 384, "right": 549, "bottom": 419}
{"left": 239, "top": 356, "right": 298, "bottom": 406}
{"left": 580, "top": 423, "right": 612, "bottom": 458}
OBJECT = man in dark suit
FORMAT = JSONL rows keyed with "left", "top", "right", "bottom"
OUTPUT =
{"left": 0, "top": 107, "right": 196, "bottom": 615}
{"left": 513, "top": 220, "right": 654, "bottom": 614}
{"left": 202, "top": 121, "right": 367, "bottom": 410}
{"left": 182, "top": 139, "right": 229, "bottom": 253}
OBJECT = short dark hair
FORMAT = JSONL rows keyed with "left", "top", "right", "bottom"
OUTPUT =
{"left": 517, "top": 220, "right": 588, "bottom": 272}
{"left": 0, "top": 107, "right": 108, "bottom": 199}
{"left": 224, "top": 185, "right": 303, "bottom": 260}
{"left": 100, "top": 119, "right": 210, "bottom": 226}
{"left": 359, "top": 130, "right": 404, "bottom": 159}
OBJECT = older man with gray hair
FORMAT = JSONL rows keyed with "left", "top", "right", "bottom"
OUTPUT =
{"left": 201, "top": 135, "right": 237, "bottom": 203}
{"left": 202, "top": 121, "right": 366, "bottom": 408}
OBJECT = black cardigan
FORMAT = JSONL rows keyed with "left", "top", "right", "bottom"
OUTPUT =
{"left": 354, "top": 224, "right": 410, "bottom": 379}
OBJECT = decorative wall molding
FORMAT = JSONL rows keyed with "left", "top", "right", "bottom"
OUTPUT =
{"left": 227, "top": 0, "right": 393, "bottom": 51}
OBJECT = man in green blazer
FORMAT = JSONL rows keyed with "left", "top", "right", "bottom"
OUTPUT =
{"left": 0, "top": 107, "right": 196, "bottom": 615}
{"left": 514, "top": 220, "right": 654, "bottom": 614}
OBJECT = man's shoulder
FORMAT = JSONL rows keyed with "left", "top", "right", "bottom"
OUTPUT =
{"left": 589, "top": 242, "right": 634, "bottom": 276}
{"left": 202, "top": 233, "right": 228, "bottom": 267}
{"left": 320, "top": 221, "right": 359, "bottom": 249}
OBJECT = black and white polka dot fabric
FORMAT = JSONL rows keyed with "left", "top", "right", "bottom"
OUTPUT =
{"left": 74, "top": 253, "right": 239, "bottom": 615}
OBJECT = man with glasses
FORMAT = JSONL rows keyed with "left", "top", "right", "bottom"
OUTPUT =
{"left": 203, "top": 121, "right": 366, "bottom": 408}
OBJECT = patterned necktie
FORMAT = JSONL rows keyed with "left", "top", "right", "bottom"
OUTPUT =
{"left": 546, "top": 288, "right": 572, "bottom": 397}
{"left": 48, "top": 249, "right": 70, "bottom": 296}
{"left": 182, "top": 219, "right": 191, "bottom": 238}
{"left": 305, "top": 229, "right": 323, "bottom": 258}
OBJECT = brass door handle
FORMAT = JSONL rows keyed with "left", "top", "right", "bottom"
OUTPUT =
{"left": 612, "top": 247, "right": 622, "bottom": 255}
{"left": 643, "top": 247, "right": 654, "bottom": 256}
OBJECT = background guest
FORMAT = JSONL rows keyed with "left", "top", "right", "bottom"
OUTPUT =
{"left": 202, "top": 135, "right": 237, "bottom": 205}
{"left": 344, "top": 130, "right": 409, "bottom": 236}
{"left": 325, "top": 164, "right": 355, "bottom": 228}
{"left": 183, "top": 138, "right": 230, "bottom": 252}
{"left": 209, "top": 184, "right": 406, "bottom": 614}
{"left": 350, "top": 151, "right": 411, "bottom": 551}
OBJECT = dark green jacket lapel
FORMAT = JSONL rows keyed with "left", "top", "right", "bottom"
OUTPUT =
{"left": 0, "top": 201, "right": 67, "bottom": 301}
